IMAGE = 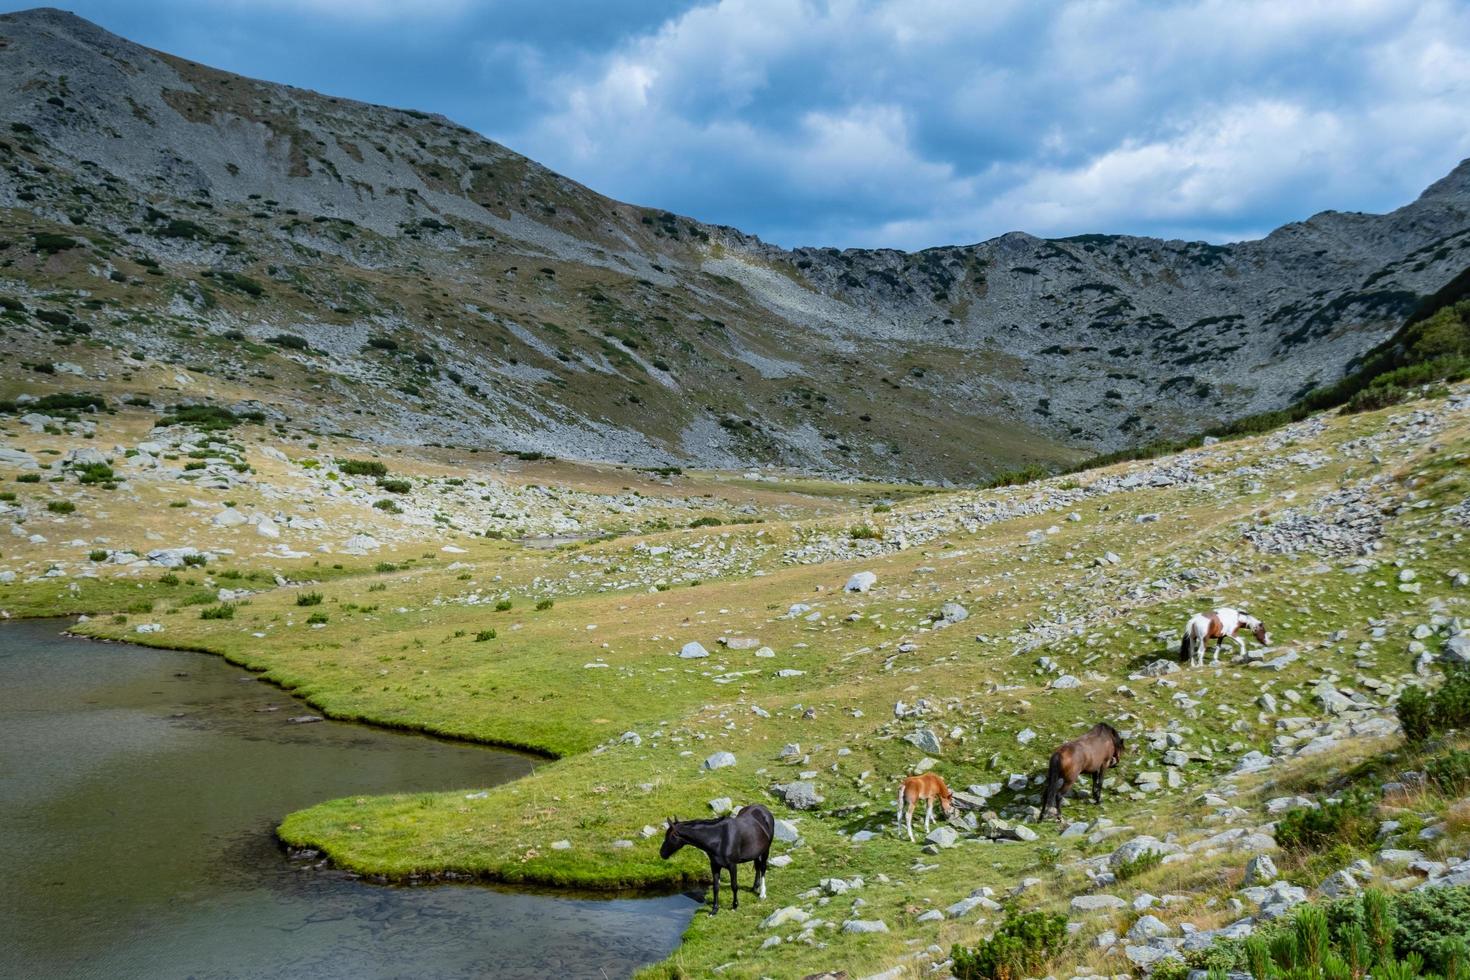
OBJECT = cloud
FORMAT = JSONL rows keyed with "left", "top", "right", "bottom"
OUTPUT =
{"left": 492, "top": 0, "right": 1470, "bottom": 248}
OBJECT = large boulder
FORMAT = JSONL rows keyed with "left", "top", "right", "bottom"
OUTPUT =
{"left": 844, "top": 571, "right": 877, "bottom": 593}
{"left": 703, "top": 751, "right": 736, "bottom": 770}
{"left": 773, "top": 781, "right": 823, "bottom": 810}
{"left": 679, "top": 641, "right": 710, "bottom": 659}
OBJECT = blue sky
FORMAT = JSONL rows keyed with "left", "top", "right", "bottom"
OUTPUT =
{"left": 11, "top": 1, "right": 1470, "bottom": 250}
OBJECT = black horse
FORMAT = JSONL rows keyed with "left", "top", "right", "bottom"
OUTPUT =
{"left": 659, "top": 804, "right": 774, "bottom": 915}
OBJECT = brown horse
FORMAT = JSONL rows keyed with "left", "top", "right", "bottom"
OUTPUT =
{"left": 1039, "top": 723, "right": 1124, "bottom": 822}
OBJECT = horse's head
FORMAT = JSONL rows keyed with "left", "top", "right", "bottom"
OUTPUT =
{"left": 1108, "top": 725, "right": 1126, "bottom": 765}
{"left": 659, "top": 818, "right": 686, "bottom": 860}
{"left": 939, "top": 785, "right": 956, "bottom": 818}
{"left": 1252, "top": 619, "right": 1270, "bottom": 645}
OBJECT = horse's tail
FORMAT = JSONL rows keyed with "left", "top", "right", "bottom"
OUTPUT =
{"left": 896, "top": 781, "right": 906, "bottom": 826}
{"left": 1040, "top": 751, "right": 1063, "bottom": 817}
{"left": 1178, "top": 628, "right": 1192, "bottom": 663}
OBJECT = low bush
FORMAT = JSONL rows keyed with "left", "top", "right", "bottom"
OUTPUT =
{"left": 17, "top": 473, "right": 41, "bottom": 483}
{"left": 535, "top": 598, "right": 554, "bottom": 611}
{"left": 474, "top": 629, "right": 496, "bottom": 642}
{"left": 374, "top": 561, "right": 398, "bottom": 573}
{"left": 88, "top": 549, "right": 107, "bottom": 562}
{"left": 338, "top": 459, "right": 388, "bottom": 478}
{"left": 1115, "top": 848, "right": 1164, "bottom": 880}
{"left": 1425, "top": 749, "right": 1470, "bottom": 797}
{"left": 951, "top": 907, "right": 1069, "bottom": 980}
{"left": 266, "top": 333, "right": 310, "bottom": 350}
{"left": 199, "top": 603, "right": 235, "bottom": 620}
{"left": 1198, "top": 887, "right": 1470, "bottom": 979}
{"left": 306, "top": 612, "right": 328, "bottom": 625}
{"left": 494, "top": 599, "right": 512, "bottom": 611}
{"left": 376, "top": 478, "right": 411, "bottom": 494}
{"left": 296, "top": 591, "right": 323, "bottom": 607}
{"left": 1275, "top": 790, "right": 1377, "bottom": 852}
{"left": 848, "top": 524, "right": 882, "bottom": 540}
{"left": 46, "top": 500, "right": 75, "bottom": 514}
{"left": 1397, "top": 663, "right": 1470, "bottom": 745}
{"left": 181, "top": 554, "right": 207, "bottom": 567}
{"left": 689, "top": 516, "right": 722, "bottom": 528}
{"left": 372, "top": 499, "right": 401, "bottom": 514}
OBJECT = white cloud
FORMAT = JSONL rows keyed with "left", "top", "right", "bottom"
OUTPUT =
{"left": 490, "top": 0, "right": 1470, "bottom": 248}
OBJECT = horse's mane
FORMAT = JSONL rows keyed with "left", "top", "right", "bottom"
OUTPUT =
{"left": 1092, "top": 722, "right": 1123, "bottom": 746}
{"left": 672, "top": 816, "right": 729, "bottom": 828}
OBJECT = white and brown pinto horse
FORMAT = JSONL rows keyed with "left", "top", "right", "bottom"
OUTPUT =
{"left": 1179, "top": 607, "right": 1269, "bottom": 667}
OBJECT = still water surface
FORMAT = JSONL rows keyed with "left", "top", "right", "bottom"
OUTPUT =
{"left": 0, "top": 619, "right": 696, "bottom": 979}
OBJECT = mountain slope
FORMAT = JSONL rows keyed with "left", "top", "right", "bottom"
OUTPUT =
{"left": 2, "top": 7, "right": 1468, "bottom": 481}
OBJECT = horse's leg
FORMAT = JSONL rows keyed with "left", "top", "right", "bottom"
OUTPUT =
{"left": 730, "top": 862, "right": 738, "bottom": 910}
{"left": 757, "top": 847, "right": 770, "bottom": 900}
{"left": 1234, "top": 634, "right": 1247, "bottom": 661}
{"left": 1092, "top": 769, "right": 1103, "bottom": 804}
{"left": 708, "top": 855, "right": 720, "bottom": 915}
{"left": 905, "top": 800, "right": 915, "bottom": 841}
{"left": 924, "top": 798, "right": 934, "bottom": 833}
{"left": 1057, "top": 775, "right": 1076, "bottom": 821}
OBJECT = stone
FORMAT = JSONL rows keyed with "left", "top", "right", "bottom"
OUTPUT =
{"left": 1071, "top": 894, "right": 1127, "bottom": 912}
{"left": 1444, "top": 634, "right": 1470, "bottom": 664}
{"left": 774, "top": 781, "right": 823, "bottom": 810}
{"left": 1016, "top": 728, "right": 1037, "bottom": 745}
{"left": 761, "top": 906, "right": 809, "bottom": 929}
{"left": 845, "top": 571, "right": 878, "bottom": 593}
{"left": 938, "top": 601, "right": 969, "bottom": 624}
{"left": 842, "top": 919, "right": 888, "bottom": 934}
{"left": 679, "top": 641, "right": 710, "bottom": 659}
{"left": 1051, "top": 674, "right": 1081, "bottom": 690}
{"left": 905, "top": 728, "right": 943, "bottom": 754}
{"left": 708, "top": 797, "right": 733, "bottom": 815}
{"left": 212, "top": 508, "right": 247, "bottom": 528}
{"left": 925, "top": 826, "right": 960, "bottom": 849}
{"left": 1319, "top": 870, "right": 1359, "bottom": 898}
{"left": 1127, "top": 915, "right": 1172, "bottom": 941}
{"left": 1243, "top": 854, "right": 1278, "bottom": 885}
{"left": 1111, "top": 837, "right": 1180, "bottom": 867}
{"left": 703, "top": 751, "right": 736, "bottom": 770}
{"left": 255, "top": 518, "right": 281, "bottom": 539}
{"left": 773, "top": 818, "right": 802, "bottom": 842}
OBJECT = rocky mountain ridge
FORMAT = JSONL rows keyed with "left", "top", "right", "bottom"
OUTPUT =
{"left": 2, "top": 7, "right": 1468, "bottom": 480}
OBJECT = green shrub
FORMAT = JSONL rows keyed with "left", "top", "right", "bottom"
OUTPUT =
{"left": 73, "top": 461, "right": 114, "bottom": 485}
{"left": 17, "top": 473, "right": 41, "bottom": 483}
{"left": 376, "top": 478, "right": 411, "bottom": 493}
{"left": 688, "top": 516, "right": 722, "bottom": 528}
{"left": 366, "top": 337, "right": 398, "bottom": 350}
{"left": 266, "top": 333, "right": 309, "bottom": 350}
{"left": 494, "top": 599, "right": 512, "bottom": 611}
{"left": 296, "top": 591, "right": 323, "bottom": 607}
{"left": 872, "top": 503, "right": 893, "bottom": 513}
{"left": 337, "top": 459, "right": 388, "bottom": 477}
{"left": 169, "top": 500, "right": 188, "bottom": 508}
{"left": 474, "top": 629, "right": 496, "bottom": 642}
{"left": 1398, "top": 685, "right": 1436, "bottom": 745}
{"left": 374, "top": 561, "right": 398, "bottom": 573}
{"left": 535, "top": 598, "right": 554, "bottom": 611}
{"left": 88, "top": 549, "right": 108, "bottom": 562}
{"left": 848, "top": 524, "right": 882, "bottom": 540}
{"left": 1391, "top": 886, "right": 1470, "bottom": 973}
{"left": 158, "top": 573, "right": 180, "bottom": 586}
{"left": 158, "top": 404, "right": 253, "bottom": 431}
{"left": 33, "top": 232, "right": 79, "bottom": 254}
{"left": 306, "top": 612, "right": 328, "bottom": 625}
{"left": 199, "top": 603, "right": 235, "bottom": 620}
{"left": 1115, "top": 848, "right": 1164, "bottom": 880}
{"left": 372, "top": 499, "right": 401, "bottom": 513}
{"left": 181, "top": 553, "right": 207, "bottom": 567}
{"left": 1205, "top": 888, "right": 1470, "bottom": 979}
{"left": 951, "top": 908, "right": 1068, "bottom": 980}
{"left": 46, "top": 500, "right": 75, "bottom": 514}
{"left": 1275, "top": 790, "right": 1377, "bottom": 852}
{"left": 1397, "top": 663, "right": 1470, "bottom": 744}
{"left": 1425, "top": 749, "right": 1470, "bottom": 796}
